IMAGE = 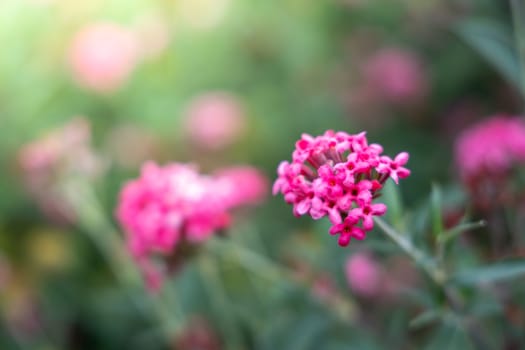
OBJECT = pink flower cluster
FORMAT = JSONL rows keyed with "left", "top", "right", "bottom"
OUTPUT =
{"left": 18, "top": 117, "right": 104, "bottom": 223}
{"left": 363, "top": 48, "right": 427, "bottom": 105}
{"left": 68, "top": 22, "right": 139, "bottom": 93}
{"left": 273, "top": 130, "right": 410, "bottom": 246}
{"left": 183, "top": 92, "right": 246, "bottom": 150}
{"left": 116, "top": 162, "right": 267, "bottom": 289}
{"left": 455, "top": 116, "right": 525, "bottom": 182}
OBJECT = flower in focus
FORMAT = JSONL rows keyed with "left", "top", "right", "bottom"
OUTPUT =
{"left": 362, "top": 48, "right": 427, "bottom": 106}
{"left": 273, "top": 130, "right": 410, "bottom": 246}
{"left": 454, "top": 116, "right": 525, "bottom": 210}
{"left": 182, "top": 92, "right": 247, "bottom": 151}
{"left": 68, "top": 22, "right": 139, "bottom": 93}
{"left": 116, "top": 162, "right": 266, "bottom": 290}
{"left": 345, "top": 253, "right": 381, "bottom": 297}
{"left": 18, "top": 117, "right": 103, "bottom": 223}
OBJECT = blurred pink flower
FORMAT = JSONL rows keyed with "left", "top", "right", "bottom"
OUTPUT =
{"left": 183, "top": 92, "right": 246, "bottom": 150}
{"left": 273, "top": 130, "right": 410, "bottom": 246}
{"left": 68, "top": 22, "right": 139, "bottom": 93}
{"left": 174, "top": 316, "right": 222, "bottom": 350}
{"left": 455, "top": 116, "right": 525, "bottom": 182}
{"left": 362, "top": 48, "right": 427, "bottom": 105}
{"left": 18, "top": 117, "right": 104, "bottom": 223}
{"left": 344, "top": 253, "right": 381, "bottom": 297}
{"left": 214, "top": 166, "right": 268, "bottom": 208}
{"left": 116, "top": 162, "right": 266, "bottom": 290}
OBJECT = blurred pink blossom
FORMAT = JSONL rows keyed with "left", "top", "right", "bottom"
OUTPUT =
{"left": 214, "top": 166, "right": 268, "bottom": 208}
{"left": 18, "top": 117, "right": 104, "bottom": 223}
{"left": 68, "top": 22, "right": 139, "bottom": 93}
{"left": 116, "top": 162, "right": 266, "bottom": 290}
{"left": 345, "top": 253, "right": 381, "bottom": 297}
{"left": 174, "top": 316, "right": 222, "bottom": 350}
{"left": 362, "top": 48, "right": 427, "bottom": 105}
{"left": 455, "top": 116, "right": 525, "bottom": 182}
{"left": 183, "top": 92, "right": 246, "bottom": 150}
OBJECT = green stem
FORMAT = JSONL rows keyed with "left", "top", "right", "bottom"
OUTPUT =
{"left": 197, "top": 255, "right": 244, "bottom": 350}
{"left": 62, "top": 178, "right": 184, "bottom": 340}
{"left": 374, "top": 217, "right": 446, "bottom": 285}
{"left": 511, "top": 0, "right": 525, "bottom": 98}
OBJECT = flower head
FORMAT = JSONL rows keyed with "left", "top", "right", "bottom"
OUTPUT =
{"left": 363, "top": 48, "right": 427, "bottom": 105}
{"left": 345, "top": 253, "right": 382, "bottom": 297}
{"left": 68, "top": 22, "right": 139, "bottom": 93}
{"left": 116, "top": 162, "right": 266, "bottom": 290}
{"left": 455, "top": 116, "right": 525, "bottom": 182}
{"left": 18, "top": 117, "right": 104, "bottom": 223}
{"left": 183, "top": 92, "right": 246, "bottom": 150}
{"left": 273, "top": 130, "right": 410, "bottom": 246}
{"left": 454, "top": 116, "right": 525, "bottom": 210}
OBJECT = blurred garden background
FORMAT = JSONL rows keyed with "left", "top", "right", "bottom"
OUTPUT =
{"left": 1, "top": 0, "right": 525, "bottom": 349}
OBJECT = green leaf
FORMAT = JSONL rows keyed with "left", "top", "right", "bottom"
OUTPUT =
{"left": 438, "top": 220, "right": 487, "bottom": 244}
{"left": 451, "top": 260, "right": 525, "bottom": 286}
{"left": 431, "top": 184, "right": 444, "bottom": 237}
{"left": 424, "top": 324, "right": 474, "bottom": 350}
{"left": 382, "top": 181, "right": 404, "bottom": 229}
{"left": 409, "top": 309, "right": 442, "bottom": 330}
{"left": 455, "top": 19, "right": 521, "bottom": 88}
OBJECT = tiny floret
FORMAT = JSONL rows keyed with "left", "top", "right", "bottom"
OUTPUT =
{"left": 273, "top": 130, "right": 410, "bottom": 246}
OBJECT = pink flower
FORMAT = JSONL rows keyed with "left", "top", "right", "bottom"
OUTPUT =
{"left": 183, "top": 92, "right": 246, "bottom": 150}
{"left": 18, "top": 117, "right": 103, "bottom": 224}
{"left": 116, "top": 162, "right": 265, "bottom": 290}
{"left": 362, "top": 48, "right": 427, "bottom": 106}
{"left": 175, "top": 316, "right": 222, "bottom": 350}
{"left": 68, "top": 22, "right": 139, "bottom": 93}
{"left": 377, "top": 152, "right": 411, "bottom": 184}
{"left": 273, "top": 130, "right": 410, "bottom": 246}
{"left": 345, "top": 253, "right": 381, "bottom": 297}
{"left": 213, "top": 166, "right": 268, "bottom": 208}
{"left": 455, "top": 116, "right": 525, "bottom": 182}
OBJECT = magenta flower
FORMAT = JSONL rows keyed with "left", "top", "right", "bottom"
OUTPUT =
{"left": 363, "top": 47, "right": 427, "bottom": 105}
{"left": 116, "top": 162, "right": 266, "bottom": 290}
{"left": 183, "top": 92, "right": 246, "bottom": 150}
{"left": 455, "top": 116, "right": 525, "bottom": 182}
{"left": 273, "top": 130, "right": 410, "bottom": 246}
{"left": 345, "top": 253, "right": 382, "bottom": 297}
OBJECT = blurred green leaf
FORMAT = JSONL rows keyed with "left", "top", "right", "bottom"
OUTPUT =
{"left": 409, "top": 309, "right": 442, "bottom": 330}
{"left": 451, "top": 260, "right": 525, "bottom": 286}
{"left": 424, "top": 324, "right": 474, "bottom": 350}
{"left": 455, "top": 19, "right": 520, "bottom": 88}
{"left": 431, "top": 183, "right": 444, "bottom": 237}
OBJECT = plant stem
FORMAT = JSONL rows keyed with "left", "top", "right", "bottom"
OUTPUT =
{"left": 374, "top": 217, "right": 446, "bottom": 285}
{"left": 374, "top": 217, "right": 491, "bottom": 350}
{"left": 62, "top": 178, "right": 183, "bottom": 340}
{"left": 511, "top": 0, "right": 525, "bottom": 98}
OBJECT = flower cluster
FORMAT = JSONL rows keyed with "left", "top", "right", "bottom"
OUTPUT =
{"left": 116, "top": 162, "right": 267, "bottom": 289}
{"left": 18, "top": 117, "right": 104, "bottom": 223}
{"left": 68, "top": 22, "right": 139, "bottom": 93}
{"left": 455, "top": 116, "right": 525, "bottom": 182}
{"left": 454, "top": 116, "right": 525, "bottom": 211}
{"left": 183, "top": 92, "right": 246, "bottom": 151}
{"left": 362, "top": 48, "right": 427, "bottom": 105}
{"left": 273, "top": 130, "right": 410, "bottom": 246}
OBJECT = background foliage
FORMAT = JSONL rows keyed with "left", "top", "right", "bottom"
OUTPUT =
{"left": 1, "top": 0, "right": 524, "bottom": 349}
